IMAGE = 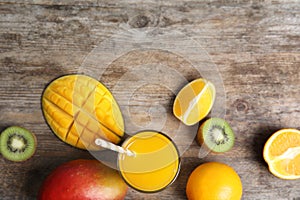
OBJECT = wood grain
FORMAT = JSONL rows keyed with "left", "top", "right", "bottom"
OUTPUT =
{"left": 0, "top": 1, "right": 300, "bottom": 199}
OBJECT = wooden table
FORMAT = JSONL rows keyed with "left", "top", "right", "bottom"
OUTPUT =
{"left": 0, "top": 1, "right": 299, "bottom": 199}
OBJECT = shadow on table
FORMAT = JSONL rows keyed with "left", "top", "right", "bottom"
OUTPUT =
{"left": 251, "top": 125, "right": 282, "bottom": 167}
{"left": 23, "top": 153, "right": 93, "bottom": 199}
{"left": 23, "top": 158, "right": 71, "bottom": 199}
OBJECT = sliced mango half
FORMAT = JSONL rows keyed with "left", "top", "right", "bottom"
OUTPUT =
{"left": 42, "top": 75, "right": 124, "bottom": 150}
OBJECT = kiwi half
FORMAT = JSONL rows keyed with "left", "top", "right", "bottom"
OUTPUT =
{"left": 197, "top": 118, "right": 235, "bottom": 153}
{"left": 0, "top": 126, "right": 37, "bottom": 162}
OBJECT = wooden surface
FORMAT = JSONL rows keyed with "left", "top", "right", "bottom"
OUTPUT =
{"left": 0, "top": 0, "right": 300, "bottom": 199}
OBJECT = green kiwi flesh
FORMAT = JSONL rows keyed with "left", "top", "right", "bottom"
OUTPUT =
{"left": 0, "top": 126, "right": 37, "bottom": 162}
{"left": 199, "top": 118, "right": 235, "bottom": 153}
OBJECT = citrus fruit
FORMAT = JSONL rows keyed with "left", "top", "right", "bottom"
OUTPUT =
{"left": 42, "top": 75, "right": 124, "bottom": 150}
{"left": 173, "top": 78, "right": 215, "bottom": 126}
{"left": 186, "top": 162, "right": 242, "bottom": 200}
{"left": 263, "top": 128, "right": 300, "bottom": 180}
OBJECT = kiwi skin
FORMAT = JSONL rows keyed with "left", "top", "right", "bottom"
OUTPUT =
{"left": 197, "top": 122, "right": 213, "bottom": 153}
{"left": 197, "top": 118, "right": 235, "bottom": 153}
{"left": 0, "top": 126, "right": 37, "bottom": 162}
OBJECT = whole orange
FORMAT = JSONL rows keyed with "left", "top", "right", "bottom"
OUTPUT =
{"left": 186, "top": 162, "right": 242, "bottom": 200}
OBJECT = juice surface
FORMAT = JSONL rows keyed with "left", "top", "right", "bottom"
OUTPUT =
{"left": 118, "top": 131, "right": 180, "bottom": 192}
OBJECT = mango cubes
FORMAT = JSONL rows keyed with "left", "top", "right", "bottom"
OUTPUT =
{"left": 42, "top": 75, "right": 124, "bottom": 150}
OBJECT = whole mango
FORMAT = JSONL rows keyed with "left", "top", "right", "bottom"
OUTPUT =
{"left": 38, "top": 159, "right": 128, "bottom": 200}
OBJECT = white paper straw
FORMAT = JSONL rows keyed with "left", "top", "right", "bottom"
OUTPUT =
{"left": 95, "top": 138, "right": 135, "bottom": 157}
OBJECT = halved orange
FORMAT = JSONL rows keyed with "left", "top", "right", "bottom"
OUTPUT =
{"left": 173, "top": 78, "right": 215, "bottom": 126}
{"left": 263, "top": 129, "right": 300, "bottom": 180}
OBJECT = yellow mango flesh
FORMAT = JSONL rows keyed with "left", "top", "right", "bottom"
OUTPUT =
{"left": 42, "top": 75, "right": 124, "bottom": 150}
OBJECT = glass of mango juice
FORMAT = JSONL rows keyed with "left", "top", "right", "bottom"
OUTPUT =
{"left": 117, "top": 131, "right": 181, "bottom": 193}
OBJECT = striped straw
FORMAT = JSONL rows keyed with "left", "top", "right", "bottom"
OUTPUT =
{"left": 95, "top": 138, "right": 135, "bottom": 157}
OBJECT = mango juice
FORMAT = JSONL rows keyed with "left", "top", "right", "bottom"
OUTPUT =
{"left": 118, "top": 131, "right": 180, "bottom": 192}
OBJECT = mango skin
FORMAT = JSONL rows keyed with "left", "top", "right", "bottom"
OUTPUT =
{"left": 38, "top": 159, "right": 128, "bottom": 200}
{"left": 42, "top": 75, "right": 124, "bottom": 150}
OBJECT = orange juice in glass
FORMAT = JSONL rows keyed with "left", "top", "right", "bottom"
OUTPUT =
{"left": 118, "top": 131, "right": 180, "bottom": 192}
